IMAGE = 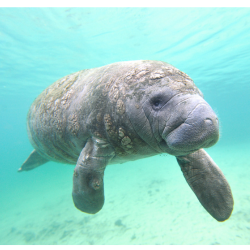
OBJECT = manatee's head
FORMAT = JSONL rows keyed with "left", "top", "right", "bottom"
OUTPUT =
{"left": 158, "top": 89, "right": 219, "bottom": 156}
{"left": 125, "top": 61, "right": 219, "bottom": 156}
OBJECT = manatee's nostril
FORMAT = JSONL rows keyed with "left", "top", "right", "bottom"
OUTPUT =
{"left": 204, "top": 118, "right": 213, "bottom": 125}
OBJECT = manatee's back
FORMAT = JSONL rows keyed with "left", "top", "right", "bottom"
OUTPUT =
{"left": 26, "top": 62, "right": 131, "bottom": 164}
{"left": 27, "top": 70, "right": 90, "bottom": 164}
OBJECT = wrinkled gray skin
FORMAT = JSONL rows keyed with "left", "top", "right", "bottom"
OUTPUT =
{"left": 19, "top": 60, "right": 234, "bottom": 221}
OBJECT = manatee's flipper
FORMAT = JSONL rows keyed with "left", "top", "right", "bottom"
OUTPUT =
{"left": 18, "top": 149, "right": 49, "bottom": 172}
{"left": 176, "top": 149, "right": 233, "bottom": 222}
{"left": 72, "top": 137, "right": 115, "bottom": 214}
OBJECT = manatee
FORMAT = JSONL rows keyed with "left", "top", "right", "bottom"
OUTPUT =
{"left": 19, "top": 60, "right": 233, "bottom": 221}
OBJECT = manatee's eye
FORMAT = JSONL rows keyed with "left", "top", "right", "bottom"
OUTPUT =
{"left": 153, "top": 100, "right": 160, "bottom": 107}
{"left": 151, "top": 97, "right": 163, "bottom": 110}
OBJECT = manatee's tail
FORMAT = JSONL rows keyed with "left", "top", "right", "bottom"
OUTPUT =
{"left": 18, "top": 149, "right": 49, "bottom": 172}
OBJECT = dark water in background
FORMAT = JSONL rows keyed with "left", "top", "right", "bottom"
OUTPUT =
{"left": 0, "top": 7, "right": 250, "bottom": 245}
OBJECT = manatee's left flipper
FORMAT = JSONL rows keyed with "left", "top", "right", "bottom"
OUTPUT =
{"left": 176, "top": 149, "right": 234, "bottom": 222}
{"left": 18, "top": 149, "right": 49, "bottom": 172}
{"left": 72, "top": 137, "right": 115, "bottom": 214}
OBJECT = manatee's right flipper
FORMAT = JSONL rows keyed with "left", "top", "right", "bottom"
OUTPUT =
{"left": 176, "top": 149, "right": 234, "bottom": 222}
{"left": 72, "top": 137, "right": 115, "bottom": 214}
{"left": 18, "top": 149, "right": 49, "bottom": 172}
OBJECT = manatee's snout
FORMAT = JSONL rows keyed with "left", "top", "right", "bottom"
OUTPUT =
{"left": 166, "top": 102, "right": 219, "bottom": 154}
{"left": 72, "top": 166, "right": 104, "bottom": 214}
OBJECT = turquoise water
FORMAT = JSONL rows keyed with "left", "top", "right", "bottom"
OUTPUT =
{"left": 0, "top": 7, "right": 250, "bottom": 245}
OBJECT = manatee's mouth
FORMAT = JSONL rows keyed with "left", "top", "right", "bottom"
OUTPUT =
{"left": 160, "top": 138, "right": 199, "bottom": 156}
{"left": 162, "top": 104, "right": 219, "bottom": 156}
{"left": 164, "top": 118, "right": 219, "bottom": 155}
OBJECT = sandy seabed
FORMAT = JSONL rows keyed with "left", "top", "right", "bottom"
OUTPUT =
{"left": 0, "top": 142, "right": 250, "bottom": 245}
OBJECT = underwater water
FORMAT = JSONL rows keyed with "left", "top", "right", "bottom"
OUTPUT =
{"left": 1, "top": 7, "right": 250, "bottom": 245}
